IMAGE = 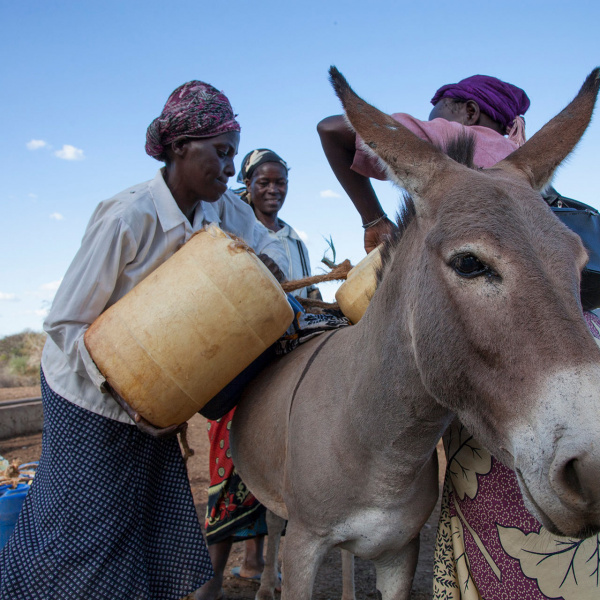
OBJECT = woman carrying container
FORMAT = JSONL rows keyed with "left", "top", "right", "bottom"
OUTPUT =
{"left": 0, "top": 80, "right": 287, "bottom": 600}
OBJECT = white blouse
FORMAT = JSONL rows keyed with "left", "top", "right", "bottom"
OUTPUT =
{"left": 42, "top": 169, "right": 289, "bottom": 423}
{"left": 267, "top": 221, "right": 313, "bottom": 298}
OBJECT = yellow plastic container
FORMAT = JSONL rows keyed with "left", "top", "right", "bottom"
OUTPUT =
{"left": 335, "top": 246, "right": 382, "bottom": 324}
{"left": 84, "top": 225, "right": 294, "bottom": 427}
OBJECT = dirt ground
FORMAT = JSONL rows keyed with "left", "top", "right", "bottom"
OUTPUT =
{"left": 0, "top": 386, "right": 40, "bottom": 401}
{"left": 1, "top": 386, "right": 442, "bottom": 599}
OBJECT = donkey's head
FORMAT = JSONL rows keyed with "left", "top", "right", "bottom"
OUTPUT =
{"left": 331, "top": 67, "right": 600, "bottom": 537}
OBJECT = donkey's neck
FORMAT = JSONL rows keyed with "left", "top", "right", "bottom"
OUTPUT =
{"left": 328, "top": 293, "right": 453, "bottom": 474}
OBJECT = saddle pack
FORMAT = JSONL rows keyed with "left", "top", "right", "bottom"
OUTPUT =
{"left": 543, "top": 189, "right": 600, "bottom": 310}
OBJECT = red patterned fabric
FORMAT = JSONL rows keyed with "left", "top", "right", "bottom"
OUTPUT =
{"left": 204, "top": 408, "right": 266, "bottom": 544}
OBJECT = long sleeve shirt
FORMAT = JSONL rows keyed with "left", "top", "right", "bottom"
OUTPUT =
{"left": 42, "top": 169, "right": 288, "bottom": 423}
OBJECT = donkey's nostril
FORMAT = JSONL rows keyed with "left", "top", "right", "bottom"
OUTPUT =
{"left": 563, "top": 458, "right": 585, "bottom": 500}
{"left": 552, "top": 449, "right": 600, "bottom": 511}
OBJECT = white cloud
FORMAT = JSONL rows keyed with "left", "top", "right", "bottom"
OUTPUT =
{"left": 0, "top": 292, "right": 18, "bottom": 301}
{"left": 54, "top": 145, "right": 84, "bottom": 161}
{"left": 320, "top": 189, "right": 341, "bottom": 199}
{"left": 26, "top": 139, "right": 48, "bottom": 150}
{"left": 40, "top": 280, "right": 62, "bottom": 292}
{"left": 49, "top": 212, "right": 65, "bottom": 221}
{"left": 33, "top": 309, "right": 49, "bottom": 318}
{"left": 28, "top": 193, "right": 38, "bottom": 199}
{"left": 296, "top": 230, "right": 308, "bottom": 241}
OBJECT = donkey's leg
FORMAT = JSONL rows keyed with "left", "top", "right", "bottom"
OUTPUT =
{"left": 280, "top": 521, "right": 330, "bottom": 600}
{"left": 256, "top": 510, "right": 286, "bottom": 600}
{"left": 373, "top": 537, "right": 419, "bottom": 600}
{"left": 340, "top": 549, "right": 356, "bottom": 600}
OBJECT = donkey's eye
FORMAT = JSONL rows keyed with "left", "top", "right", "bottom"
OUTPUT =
{"left": 450, "top": 254, "right": 492, "bottom": 279}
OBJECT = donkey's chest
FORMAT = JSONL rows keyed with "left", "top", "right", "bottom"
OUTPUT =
{"left": 304, "top": 454, "right": 440, "bottom": 558}
{"left": 333, "top": 505, "right": 427, "bottom": 559}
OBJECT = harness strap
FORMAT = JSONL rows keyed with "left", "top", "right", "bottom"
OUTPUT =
{"left": 286, "top": 329, "right": 341, "bottom": 442}
{"left": 295, "top": 239, "right": 310, "bottom": 278}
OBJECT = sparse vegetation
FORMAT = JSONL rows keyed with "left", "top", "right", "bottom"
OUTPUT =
{"left": 0, "top": 331, "right": 46, "bottom": 387}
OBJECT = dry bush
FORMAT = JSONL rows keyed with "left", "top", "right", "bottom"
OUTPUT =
{"left": 0, "top": 364, "right": 24, "bottom": 387}
{"left": 0, "top": 331, "right": 46, "bottom": 387}
{"left": 23, "top": 331, "right": 46, "bottom": 373}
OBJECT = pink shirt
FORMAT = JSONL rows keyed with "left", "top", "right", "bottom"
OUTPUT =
{"left": 351, "top": 113, "right": 518, "bottom": 180}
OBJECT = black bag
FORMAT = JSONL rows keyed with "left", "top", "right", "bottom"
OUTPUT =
{"left": 543, "top": 189, "right": 600, "bottom": 310}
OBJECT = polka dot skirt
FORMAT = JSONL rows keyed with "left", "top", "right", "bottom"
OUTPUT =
{"left": 0, "top": 371, "right": 213, "bottom": 599}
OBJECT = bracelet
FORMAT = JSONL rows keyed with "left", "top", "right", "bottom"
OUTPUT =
{"left": 362, "top": 214, "right": 387, "bottom": 229}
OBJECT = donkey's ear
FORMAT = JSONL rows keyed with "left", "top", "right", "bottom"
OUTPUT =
{"left": 495, "top": 68, "right": 600, "bottom": 191}
{"left": 329, "top": 66, "right": 456, "bottom": 215}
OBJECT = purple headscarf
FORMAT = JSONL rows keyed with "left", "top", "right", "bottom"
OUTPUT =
{"left": 431, "top": 75, "right": 530, "bottom": 132}
{"left": 145, "top": 80, "right": 241, "bottom": 160}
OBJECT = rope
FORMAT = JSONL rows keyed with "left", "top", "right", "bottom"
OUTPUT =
{"left": 178, "top": 423, "right": 195, "bottom": 464}
{"left": 296, "top": 297, "right": 340, "bottom": 311}
{"left": 281, "top": 259, "right": 353, "bottom": 293}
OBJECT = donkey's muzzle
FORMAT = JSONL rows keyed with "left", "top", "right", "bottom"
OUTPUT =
{"left": 550, "top": 442, "right": 600, "bottom": 537}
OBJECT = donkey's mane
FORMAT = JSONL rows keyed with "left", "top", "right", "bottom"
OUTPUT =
{"left": 377, "top": 194, "right": 415, "bottom": 283}
{"left": 376, "top": 131, "right": 477, "bottom": 283}
{"left": 444, "top": 131, "right": 476, "bottom": 169}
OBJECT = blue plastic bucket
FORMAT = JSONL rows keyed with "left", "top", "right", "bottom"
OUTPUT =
{"left": 0, "top": 483, "right": 30, "bottom": 550}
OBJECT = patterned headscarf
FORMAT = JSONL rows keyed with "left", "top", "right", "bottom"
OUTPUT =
{"left": 145, "top": 80, "right": 241, "bottom": 161}
{"left": 431, "top": 75, "right": 530, "bottom": 138}
{"left": 236, "top": 149, "right": 289, "bottom": 183}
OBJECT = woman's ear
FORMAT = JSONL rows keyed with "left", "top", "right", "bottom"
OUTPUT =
{"left": 171, "top": 138, "right": 188, "bottom": 157}
{"left": 244, "top": 177, "right": 252, "bottom": 190}
{"left": 464, "top": 100, "right": 481, "bottom": 125}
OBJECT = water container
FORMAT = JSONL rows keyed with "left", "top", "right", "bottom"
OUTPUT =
{"left": 0, "top": 483, "right": 29, "bottom": 550}
{"left": 84, "top": 225, "right": 294, "bottom": 428}
{"left": 335, "top": 247, "right": 382, "bottom": 324}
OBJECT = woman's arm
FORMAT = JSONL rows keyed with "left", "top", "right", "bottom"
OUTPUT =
{"left": 317, "top": 115, "right": 397, "bottom": 253}
{"left": 44, "top": 215, "right": 137, "bottom": 387}
{"left": 46, "top": 212, "right": 190, "bottom": 437}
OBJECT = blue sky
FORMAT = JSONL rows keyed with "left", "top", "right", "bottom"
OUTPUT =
{"left": 1, "top": 0, "right": 599, "bottom": 336}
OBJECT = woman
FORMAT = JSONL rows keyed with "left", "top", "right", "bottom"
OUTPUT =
{"left": 238, "top": 148, "right": 320, "bottom": 299}
{"left": 317, "top": 74, "right": 529, "bottom": 253}
{"left": 319, "top": 74, "right": 600, "bottom": 599}
{"left": 0, "top": 80, "right": 287, "bottom": 600}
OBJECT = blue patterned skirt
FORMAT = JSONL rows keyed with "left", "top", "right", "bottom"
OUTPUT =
{"left": 0, "top": 371, "right": 213, "bottom": 599}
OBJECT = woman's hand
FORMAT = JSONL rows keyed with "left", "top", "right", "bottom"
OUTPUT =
{"left": 364, "top": 217, "right": 398, "bottom": 254}
{"left": 307, "top": 286, "right": 323, "bottom": 301}
{"left": 105, "top": 382, "right": 185, "bottom": 438}
{"left": 258, "top": 254, "right": 286, "bottom": 283}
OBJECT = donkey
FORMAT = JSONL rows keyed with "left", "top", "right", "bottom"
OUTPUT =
{"left": 230, "top": 67, "right": 600, "bottom": 600}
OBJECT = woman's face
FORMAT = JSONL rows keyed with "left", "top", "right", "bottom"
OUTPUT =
{"left": 246, "top": 162, "right": 288, "bottom": 217}
{"left": 178, "top": 131, "right": 240, "bottom": 203}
